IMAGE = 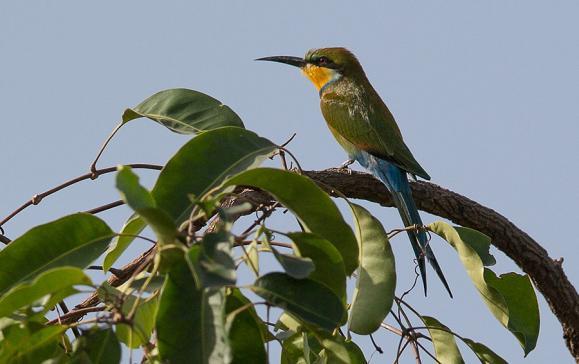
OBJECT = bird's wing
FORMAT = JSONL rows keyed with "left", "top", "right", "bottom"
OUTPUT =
{"left": 321, "top": 95, "right": 431, "bottom": 180}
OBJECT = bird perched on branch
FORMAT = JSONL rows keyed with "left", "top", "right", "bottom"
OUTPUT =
{"left": 257, "top": 47, "right": 452, "bottom": 297}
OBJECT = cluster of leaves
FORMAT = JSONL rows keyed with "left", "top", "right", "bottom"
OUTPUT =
{"left": 0, "top": 89, "right": 540, "bottom": 363}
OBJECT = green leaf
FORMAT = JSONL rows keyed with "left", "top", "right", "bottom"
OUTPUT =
{"left": 188, "top": 230, "right": 237, "bottom": 288}
{"left": 153, "top": 127, "right": 276, "bottom": 223}
{"left": 156, "top": 254, "right": 231, "bottom": 363}
{"left": 268, "top": 242, "right": 315, "bottom": 280}
{"left": 119, "top": 274, "right": 165, "bottom": 294}
{"left": 0, "top": 323, "right": 66, "bottom": 363}
{"left": 276, "top": 312, "right": 302, "bottom": 334}
{"left": 103, "top": 214, "right": 145, "bottom": 272}
{"left": 243, "top": 240, "right": 260, "bottom": 277}
{"left": 116, "top": 166, "right": 176, "bottom": 245}
{"left": 420, "top": 315, "right": 507, "bottom": 364}
{"left": 71, "top": 328, "right": 121, "bottom": 364}
{"left": 347, "top": 204, "right": 396, "bottom": 335}
{"left": 281, "top": 332, "right": 321, "bottom": 364}
{"left": 421, "top": 316, "right": 464, "bottom": 364}
{"left": 287, "top": 232, "right": 346, "bottom": 302}
{"left": 122, "top": 88, "right": 244, "bottom": 134}
{"left": 225, "top": 168, "right": 358, "bottom": 275}
{"left": 226, "top": 289, "right": 267, "bottom": 364}
{"left": 462, "top": 338, "right": 508, "bottom": 364}
{"left": 104, "top": 127, "right": 277, "bottom": 270}
{"left": 0, "top": 267, "right": 91, "bottom": 318}
{"left": 313, "top": 332, "right": 367, "bottom": 364}
{"left": 343, "top": 340, "right": 367, "bottom": 364}
{"left": 0, "top": 213, "right": 112, "bottom": 294}
{"left": 252, "top": 273, "right": 344, "bottom": 332}
{"left": 428, "top": 221, "right": 540, "bottom": 355}
{"left": 484, "top": 271, "right": 539, "bottom": 355}
{"left": 118, "top": 296, "right": 158, "bottom": 348}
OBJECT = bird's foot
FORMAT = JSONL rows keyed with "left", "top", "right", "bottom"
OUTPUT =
{"left": 337, "top": 159, "right": 355, "bottom": 173}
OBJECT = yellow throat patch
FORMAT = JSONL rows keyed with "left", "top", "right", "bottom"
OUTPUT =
{"left": 302, "top": 64, "right": 339, "bottom": 91}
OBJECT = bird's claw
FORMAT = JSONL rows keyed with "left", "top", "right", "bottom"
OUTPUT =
{"left": 337, "top": 159, "right": 355, "bottom": 174}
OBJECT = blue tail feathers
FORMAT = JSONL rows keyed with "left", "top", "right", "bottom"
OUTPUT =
{"left": 354, "top": 152, "right": 452, "bottom": 297}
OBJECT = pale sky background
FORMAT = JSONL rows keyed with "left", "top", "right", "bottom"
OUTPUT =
{"left": 1, "top": 1, "right": 578, "bottom": 363}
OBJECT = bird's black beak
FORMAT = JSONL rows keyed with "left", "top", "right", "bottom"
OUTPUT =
{"left": 255, "top": 56, "right": 306, "bottom": 68}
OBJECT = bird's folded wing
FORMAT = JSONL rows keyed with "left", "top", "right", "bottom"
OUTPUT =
{"left": 321, "top": 97, "right": 431, "bottom": 180}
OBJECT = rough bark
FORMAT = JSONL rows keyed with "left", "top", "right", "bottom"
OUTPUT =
{"left": 303, "top": 168, "right": 578, "bottom": 361}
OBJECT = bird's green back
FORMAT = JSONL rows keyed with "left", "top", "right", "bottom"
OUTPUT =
{"left": 320, "top": 72, "right": 431, "bottom": 180}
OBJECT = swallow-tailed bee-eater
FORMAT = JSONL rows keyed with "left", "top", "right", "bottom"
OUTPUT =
{"left": 257, "top": 47, "right": 452, "bottom": 297}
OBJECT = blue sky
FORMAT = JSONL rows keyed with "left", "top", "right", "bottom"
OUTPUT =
{"left": 1, "top": 1, "right": 577, "bottom": 363}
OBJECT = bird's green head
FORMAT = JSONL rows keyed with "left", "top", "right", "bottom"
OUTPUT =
{"left": 257, "top": 47, "right": 364, "bottom": 91}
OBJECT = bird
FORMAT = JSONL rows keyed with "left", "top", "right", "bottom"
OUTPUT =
{"left": 257, "top": 47, "right": 452, "bottom": 297}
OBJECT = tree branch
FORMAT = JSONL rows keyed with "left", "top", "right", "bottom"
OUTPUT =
{"left": 44, "top": 168, "right": 577, "bottom": 359}
{"left": 302, "top": 168, "right": 578, "bottom": 360}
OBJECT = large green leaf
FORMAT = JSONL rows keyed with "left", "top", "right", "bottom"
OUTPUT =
{"left": 0, "top": 267, "right": 91, "bottom": 318}
{"left": 104, "top": 127, "right": 277, "bottom": 270}
{"left": 428, "top": 221, "right": 539, "bottom": 355}
{"left": 421, "top": 316, "right": 464, "bottom": 364}
{"left": 0, "top": 323, "right": 66, "bottom": 363}
{"left": 71, "top": 328, "right": 121, "bottom": 364}
{"left": 116, "top": 165, "right": 176, "bottom": 244}
{"left": 188, "top": 231, "right": 237, "bottom": 288}
{"left": 484, "top": 271, "right": 539, "bottom": 354}
{"left": 0, "top": 213, "right": 112, "bottom": 294}
{"left": 286, "top": 232, "right": 346, "bottom": 302}
{"left": 420, "top": 315, "right": 507, "bottom": 364}
{"left": 225, "top": 168, "right": 358, "bottom": 275}
{"left": 156, "top": 253, "right": 230, "bottom": 363}
{"left": 462, "top": 338, "right": 508, "bottom": 364}
{"left": 122, "top": 88, "right": 244, "bottom": 134}
{"left": 226, "top": 289, "right": 267, "bottom": 364}
{"left": 252, "top": 273, "right": 344, "bottom": 332}
{"left": 347, "top": 204, "right": 396, "bottom": 335}
{"left": 153, "top": 127, "right": 276, "bottom": 222}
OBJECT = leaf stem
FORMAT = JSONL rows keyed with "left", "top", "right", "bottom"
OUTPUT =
{"left": 90, "top": 122, "right": 123, "bottom": 176}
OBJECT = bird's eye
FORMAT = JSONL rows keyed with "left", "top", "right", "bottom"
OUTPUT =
{"left": 318, "top": 57, "right": 330, "bottom": 65}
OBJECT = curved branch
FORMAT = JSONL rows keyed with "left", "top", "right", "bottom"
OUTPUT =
{"left": 303, "top": 168, "right": 578, "bottom": 360}
{"left": 0, "top": 163, "right": 162, "bottom": 233}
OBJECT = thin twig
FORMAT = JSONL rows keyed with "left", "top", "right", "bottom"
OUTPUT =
{"left": 85, "top": 200, "right": 125, "bottom": 215}
{"left": 400, "top": 263, "right": 421, "bottom": 302}
{"left": 414, "top": 341, "right": 441, "bottom": 364}
{"left": 381, "top": 322, "right": 403, "bottom": 336}
{"left": 238, "top": 202, "right": 280, "bottom": 239}
{"left": 90, "top": 122, "right": 123, "bottom": 176}
{"left": 394, "top": 337, "right": 411, "bottom": 364}
{"left": 279, "top": 133, "right": 297, "bottom": 148}
{"left": 234, "top": 238, "right": 292, "bottom": 250}
{"left": 410, "top": 337, "right": 422, "bottom": 364}
{"left": 0, "top": 234, "right": 11, "bottom": 244}
{"left": 57, "top": 302, "right": 80, "bottom": 338}
{"left": 47, "top": 306, "right": 106, "bottom": 325}
{"left": 0, "top": 163, "right": 162, "bottom": 232}
{"left": 53, "top": 247, "right": 156, "bottom": 325}
{"left": 369, "top": 334, "right": 383, "bottom": 354}
{"left": 278, "top": 150, "right": 289, "bottom": 170}
{"left": 278, "top": 147, "right": 303, "bottom": 173}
